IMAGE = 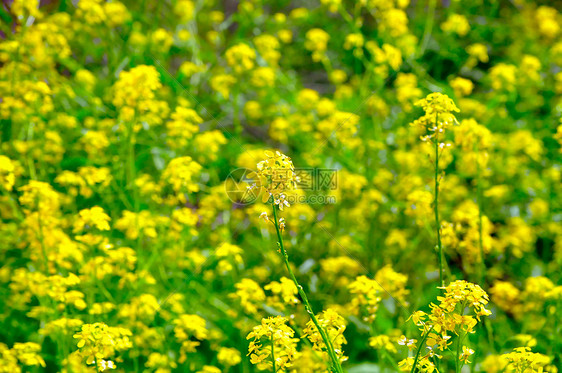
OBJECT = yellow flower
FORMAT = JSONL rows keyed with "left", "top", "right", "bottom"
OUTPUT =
{"left": 73, "top": 323, "right": 132, "bottom": 370}
{"left": 411, "top": 92, "right": 460, "bottom": 142}
{"left": 441, "top": 14, "right": 470, "bottom": 36}
{"left": 162, "top": 156, "right": 202, "bottom": 198}
{"left": 247, "top": 316, "right": 299, "bottom": 371}
{"left": 174, "top": 0, "right": 195, "bottom": 22}
{"left": 0, "top": 155, "right": 15, "bottom": 191}
{"left": 303, "top": 308, "right": 347, "bottom": 364}
{"left": 73, "top": 206, "right": 111, "bottom": 233}
{"left": 225, "top": 43, "right": 256, "bottom": 73}
{"left": 253, "top": 151, "right": 300, "bottom": 210}
{"left": 217, "top": 347, "right": 242, "bottom": 367}
{"left": 460, "top": 346, "right": 475, "bottom": 363}
{"left": 305, "top": 28, "right": 330, "bottom": 62}
{"left": 210, "top": 74, "right": 236, "bottom": 99}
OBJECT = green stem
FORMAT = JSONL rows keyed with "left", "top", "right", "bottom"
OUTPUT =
{"left": 382, "top": 349, "right": 400, "bottom": 371}
{"left": 456, "top": 333, "right": 463, "bottom": 373}
{"left": 434, "top": 116, "right": 444, "bottom": 290}
{"left": 271, "top": 332, "right": 276, "bottom": 372}
{"left": 126, "top": 121, "right": 138, "bottom": 211}
{"left": 419, "top": 0, "right": 437, "bottom": 57}
{"left": 456, "top": 304, "right": 467, "bottom": 373}
{"left": 271, "top": 203, "right": 343, "bottom": 373}
{"left": 410, "top": 325, "right": 434, "bottom": 373}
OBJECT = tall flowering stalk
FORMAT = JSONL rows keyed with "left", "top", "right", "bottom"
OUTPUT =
{"left": 411, "top": 93, "right": 460, "bottom": 289}
{"left": 251, "top": 151, "right": 345, "bottom": 373}
{"left": 400, "top": 281, "right": 491, "bottom": 372}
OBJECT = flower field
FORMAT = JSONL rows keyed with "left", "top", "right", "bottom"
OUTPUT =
{"left": 1, "top": 0, "right": 562, "bottom": 372}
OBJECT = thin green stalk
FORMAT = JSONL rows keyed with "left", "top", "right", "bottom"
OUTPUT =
{"left": 410, "top": 325, "right": 434, "bottom": 373}
{"left": 271, "top": 332, "right": 276, "bottom": 372}
{"left": 381, "top": 349, "right": 400, "bottom": 371}
{"left": 456, "top": 333, "right": 464, "bottom": 373}
{"left": 271, "top": 203, "right": 343, "bottom": 373}
{"left": 126, "top": 121, "right": 138, "bottom": 211}
{"left": 419, "top": 0, "right": 437, "bottom": 57}
{"left": 434, "top": 115, "right": 444, "bottom": 290}
{"left": 455, "top": 304, "right": 467, "bottom": 373}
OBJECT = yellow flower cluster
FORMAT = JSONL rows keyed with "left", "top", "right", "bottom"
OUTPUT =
{"left": 253, "top": 150, "right": 300, "bottom": 210}
{"left": 247, "top": 316, "right": 299, "bottom": 371}
{"left": 400, "top": 281, "right": 491, "bottom": 372}
{"left": 73, "top": 323, "right": 132, "bottom": 371}
{"left": 303, "top": 309, "right": 348, "bottom": 365}
{"left": 411, "top": 92, "right": 460, "bottom": 142}
{"left": 0, "top": 0, "right": 561, "bottom": 371}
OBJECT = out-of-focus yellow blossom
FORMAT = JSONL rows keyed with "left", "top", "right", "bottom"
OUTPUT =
{"left": 162, "top": 156, "right": 202, "bottom": 198}
{"left": 215, "top": 242, "right": 243, "bottom": 273}
{"left": 193, "top": 130, "right": 227, "bottom": 162}
{"left": 369, "top": 335, "right": 398, "bottom": 354}
{"left": 535, "top": 6, "right": 560, "bottom": 39}
{"left": 520, "top": 55, "right": 541, "bottom": 83}
{"left": 375, "top": 265, "right": 410, "bottom": 305}
{"left": 217, "top": 347, "right": 241, "bottom": 367}
{"left": 254, "top": 34, "right": 281, "bottom": 66}
{"left": 277, "top": 29, "right": 293, "bottom": 43}
{"left": 114, "top": 210, "right": 158, "bottom": 239}
{"left": 450, "top": 77, "right": 474, "bottom": 97}
{"left": 112, "top": 65, "right": 163, "bottom": 123}
{"left": 344, "top": 33, "right": 365, "bottom": 57}
{"left": 103, "top": 1, "right": 130, "bottom": 26}
{"left": 489, "top": 63, "right": 518, "bottom": 92}
{"left": 73, "top": 206, "right": 111, "bottom": 233}
{"left": 150, "top": 28, "right": 174, "bottom": 54}
{"left": 174, "top": 0, "right": 195, "bottom": 22}
{"left": 166, "top": 106, "right": 202, "bottom": 149}
{"left": 251, "top": 66, "right": 275, "bottom": 88}
{"left": 320, "top": 0, "right": 341, "bottom": 13}
{"left": 348, "top": 275, "right": 382, "bottom": 322}
{"left": 197, "top": 366, "right": 221, "bottom": 373}
{"left": 305, "top": 28, "right": 330, "bottom": 62}
{"left": 179, "top": 61, "right": 204, "bottom": 78}
{"left": 19, "top": 180, "right": 60, "bottom": 213}
{"left": 225, "top": 43, "right": 256, "bottom": 74}
{"left": 145, "top": 352, "right": 177, "bottom": 373}
{"left": 231, "top": 278, "right": 265, "bottom": 314}
{"left": 210, "top": 73, "right": 236, "bottom": 99}
{"left": 174, "top": 314, "right": 208, "bottom": 363}
{"left": 243, "top": 100, "right": 262, "bottom": 121}
{"left": 378, "top": 8, "right": 409, "bottom": 37}
{"left": 441, "top": 14, "right": 470, "bottom": 36}
{"left": 264, "top": 276, "right": 299, "bottom": 308}
{"left": 0, "top": 156, "right": 16, "bottom": 191}
{"left": 466, "top": 43, "right": 489, "bottom": 68}
{"left": 73, "top": 323, "right": 132, "bottom": 371}
{"left": 11, "top": 0, "right": 42, "bottom": 20}
{"left": 395, "top": 73, "right": 423, "bottom": 111}
{"left": 490, "top": 281, "right": 522, "bottom": 318}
